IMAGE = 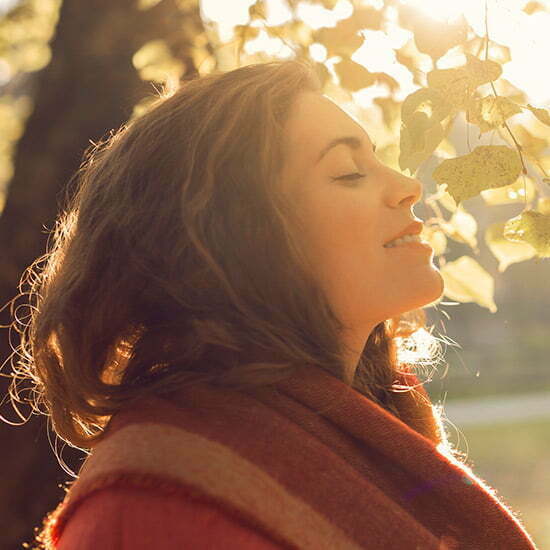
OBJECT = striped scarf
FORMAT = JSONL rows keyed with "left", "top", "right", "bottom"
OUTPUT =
{"left": 40, "top": 363, "right": 537, "bottom": 549}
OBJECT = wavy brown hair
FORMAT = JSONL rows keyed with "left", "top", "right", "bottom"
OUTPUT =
{"left": 5, "top": 60, "right": 446, "bottom": 454}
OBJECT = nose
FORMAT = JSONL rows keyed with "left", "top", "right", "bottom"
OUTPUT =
{"left": 385, "top": 170, "right": 423, "bottom": 208}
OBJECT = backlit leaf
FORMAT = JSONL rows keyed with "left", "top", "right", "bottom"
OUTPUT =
{"left": 334, "top": 57, "right": 376, "bottom": 91}
{"left": 466, "top": 95, "right": 522, "bottom": 134}
{"left": 485, "top": 221, "right": 536, "bottom": 272}
{"left": 399, "top": 113, "right": 444, "bottom": 174}
{"left": 440, "top": 205, "right": 478, "bottom": 250}
{"left": 525, "top": 103, "right": 550, "bottom": 126}
{"left": 512, "top": 124, "right": 548, "bottom": 158}
{"left": 503, "top": 210, "right": 550, "bottom": 258}
{"left": 427, "top": 54, "right": 502, "bottom": 110}
{"left": 401, "top": 88, "right": 452, "bottom": 125}
{"left": 432, "top": 145, "right": 523, "bottom": 204}
{"left": 480, "top": 175, "right": 536, "bottom": 205}
{"left": 440, "top": 256, "right": 497, "bottom": 312}
{"left": 397, "top": 5, "right": 467, "bottom": 60}
{"left": 422, "top": 225, "right": 447, "bottom": 256}
{"left": 523, "top": 1, "right": 546, "bottom": 15}
{"left": 537, "top": 197, "right": 550, "bottom": 215}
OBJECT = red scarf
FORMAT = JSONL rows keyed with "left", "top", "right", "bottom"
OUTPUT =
{"left": 40, "top": 363, "right": 537, "bottom": 549}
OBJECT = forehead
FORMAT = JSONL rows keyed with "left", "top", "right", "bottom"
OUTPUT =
{"left": 283, "top": 91, "right": 370, "bottom": 167}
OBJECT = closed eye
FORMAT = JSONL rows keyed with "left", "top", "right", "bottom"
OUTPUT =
{"left": 332, "top": 172, "right": 366, "bottom": 182}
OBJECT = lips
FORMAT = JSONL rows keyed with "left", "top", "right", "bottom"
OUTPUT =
{"left": 384, "top": 220, "right": 424, "bottom": 246}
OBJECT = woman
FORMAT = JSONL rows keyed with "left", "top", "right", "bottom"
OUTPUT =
{"left": 12, "top": 60, "right": 536, "bottom": 548}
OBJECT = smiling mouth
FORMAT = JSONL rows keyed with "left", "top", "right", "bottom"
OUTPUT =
{"left": 383, "top": 234, "right": 423, "bottom": 248}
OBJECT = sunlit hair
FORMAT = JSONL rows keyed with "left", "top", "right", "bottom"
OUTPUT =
{"left": 5, "top": 60, "right": 447, "bottom": 454}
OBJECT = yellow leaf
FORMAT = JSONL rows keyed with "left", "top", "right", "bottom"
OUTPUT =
{"left": 526, "top": 103, "right": 550, "bottom": 126}
{"left": 523, "top": 1, "right": 546, "bottom": 15}
{"left": 436, "top": 137, "right": 457, "bottom": 160}
{"left": 334, "top": 57, "right": 376, "bottom": 92}
{"left": 485, "top": 221, "right": 536, "bottom": 272}
{"left": 440, "top": 256, "right": 497, "bottom": 312}
{"left": 466, "top": 95, "right": 522, "bottom": 134}
{"left": 399, "top": 113, "right": 444, "bottom": 174}
{"left": 248, "top": 0, "right": 267, "bottom": 19}
{"left": 314, "top": 6, "right": 381, "bottom": 58}
{"left": 503, "top": 210, "right": 550, "bottom": 258}
{"left": 465, "top": 37, "right": 511, "bottom": 66}
{"left": 480, "top": 175, "right": 536, "bottom": 205}
{"left": 413, "top": 14, "right": 468, "bottom": 60}
{"left": 373, "top": 96, "right": 401, "bottom": 130}
{"left": 427, "top": 54, "right": 502, "bottom": 110}
{"left": 537, "top": 197, "right": 550, "bottom": 215}
{"left": 439, "top": 190, "right": 458, "bottom": 213}
{"left": 401, "top": 88, "right": 452, "bottom": 125}
{"left": 314, "top": 19, "right": 363, "bottom": 58}
{"left": 512, "top": 124, "right": 548, "bottom": 158}
{"left": 425, "top": 187, "right": 458, "bottom": 213}
{"left": 446, "top": 206, "right": 478, "bottom": 250}
{"left": 398, "top": 5, "right": 467, "bottom": 60}
{"left": 371, "top": 72, "right": 400, "bottom": 94}
{"left": 422, "top": 225, "right": 447, "bottom": 256}
{"left": 432, "top": 145, "right": 523, "bottom": 204}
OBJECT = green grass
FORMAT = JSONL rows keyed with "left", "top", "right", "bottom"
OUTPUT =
{"left": 448, "top": 416, "right": 550, "bottom": 549}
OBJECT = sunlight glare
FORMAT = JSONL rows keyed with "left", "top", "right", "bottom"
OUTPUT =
{"left": 398, "top": 0, "right": 472, "bottom": 22}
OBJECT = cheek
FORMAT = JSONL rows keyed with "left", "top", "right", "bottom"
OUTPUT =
{"left": 299, "top": 193, "right": 380, "bottom": 285}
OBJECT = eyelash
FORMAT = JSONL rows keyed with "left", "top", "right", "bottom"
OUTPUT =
{"left": 330, "top": 145, "right": 375, "bottom": 186}
{"left": 332, "top": 172, "right": 366, "bottom": 185}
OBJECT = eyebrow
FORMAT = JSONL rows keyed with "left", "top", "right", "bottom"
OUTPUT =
{"left": 316, "top": 136, "right": 376, "bottom": 164}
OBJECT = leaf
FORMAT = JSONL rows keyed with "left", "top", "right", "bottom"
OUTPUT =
{"left": 397, "top": 5, "right": 467, "bottom": 60}
{"left": 503, "top": 210, "right": 550, "bottom": 258}
{"left": 373, "top": 96, "right": 401, "bottom": 130}
{"left": 480, "top": 175, "right": 536, "bottom": 205}
{"left": 422, "top": 225, "right": 447, "bottom": 256}
{"left": 413, "top": 14, "right": 468, "bottom": 60}
{"left": 399, "top": 113, "right": 444, "bottom": 174}
{"left": 537, "top": 197, "right": 550, "bottom": 215}
{"left": 465, "top": 36, "right": 512, "bottom": 65}
{"left": 523, "top": 1, "right": 546, "bottom": 15}
{"left": 320, "top": 0, "right": 339, "bottom": 8}
{"left": 466, "top": 95, "right": 522, "bottom": 134}
{"left": 525, "top": 103, "right": 550, "bottom": 126}
{"left": 394, "top": 42, "right": 424, "bottom": 85}
{"left": 512, "top": 124, "right": 548, "bottom": 158}
{"left": 439, "top": 205, "right": 478, "bottom": 251}
{"left": 314, "top": 6, "right": 382, "bottom": 58}
{"left": 314, "top": 18, "right": 363, "bottom": 58}
{"left": 371, "top": 72, "right": 399, "bottom": 94}
{"left": 432, "top": 145, "right": 523, "bottom": 204}
{"left": 440, "top": 256, "right": 497, "bottom": 313}
{"left": 427, "top": 54, "right": 502, "bottom": 110}
{"left": 399, "top": 88, "right": 451, "bottom": 174}
{"left": 401, "top": 88, "right": 452, "bottom": 125}
{"left": 267, "top": 20, "right": 313, "bottom": 45}
{"left": 334, "top": 57, "right": 376, "bottom": 91}
{"left": 485, "top": 221, "right": 536, "bottom": 272}
{"left": 248, "top": 0, "right": 267, "bottom": 20}
{"left": 436, "top": 189, "right": 458, "bottom": 213}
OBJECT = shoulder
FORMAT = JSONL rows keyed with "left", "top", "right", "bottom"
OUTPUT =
{"left": 56, "top": 481, "right": 284, "bottom": 549}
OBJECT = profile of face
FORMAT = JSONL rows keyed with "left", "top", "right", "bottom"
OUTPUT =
{"left": 280, "top": 92, "right": 444, "bottom": 353}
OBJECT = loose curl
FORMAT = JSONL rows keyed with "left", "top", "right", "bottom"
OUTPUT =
{"left": 4, "top": 59, "right": 445, "bottom": 453}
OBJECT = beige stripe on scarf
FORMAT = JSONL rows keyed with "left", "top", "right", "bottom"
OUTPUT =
{"left": 56, "top": 422, "right": 364, "bottom": 550}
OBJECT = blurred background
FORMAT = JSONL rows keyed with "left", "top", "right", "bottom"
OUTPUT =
{"left": 0, "top": 0, "right": 548, "bottom": 548}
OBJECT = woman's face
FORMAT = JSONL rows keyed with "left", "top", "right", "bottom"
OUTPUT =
{"left": 280, "top": 91, "right": 444, "bottom": 340}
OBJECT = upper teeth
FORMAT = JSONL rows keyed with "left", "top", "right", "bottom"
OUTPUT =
{"left": 384, "top": 234, "right": 421, "bottom": 248}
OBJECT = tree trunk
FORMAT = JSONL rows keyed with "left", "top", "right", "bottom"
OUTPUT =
{"left": 0, "top": 1, "right": 205, "bottom": 546}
